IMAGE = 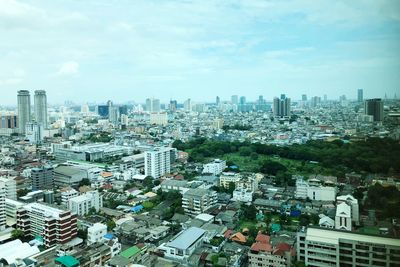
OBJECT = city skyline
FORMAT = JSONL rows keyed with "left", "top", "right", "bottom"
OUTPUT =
{"left": 0, "top": 0, "right": 399, "bottom": 104}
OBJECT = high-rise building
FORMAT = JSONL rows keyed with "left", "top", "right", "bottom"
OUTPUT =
{"left": 364, "top": 98, "right": 384, "bottom": 121}
{"left": 146, "top": 98, "right": 161, "bottom": 112}
{"left": 216, "top": 96, "right": 220, "bottom": 105}
{"left": 34, "top": 90, "right": 48, "bottom": 129}
{"left": 68, "top": 191, "right": 103, "bottom": 216}
{"left": 145, "top": 147, "right": 176, "bottom": 178}
{"left": 273, "top": 96, "right": 291, "bottom": 117}
{"left": 109, "top": 106, "right": 120, "bottom": 124}
{"left": 302, "top": 94, "right": 307, "bottom": 101}
{"left": 311, "top": 96, "right": 321, "bottom": 108}
{"left": 150, "top": 112, "right": 168, "bottom": 126}
{"left": 97, "top": 105, "right": 109, "bottom": 118}
{"left": 16, "top": 202, "right": 78, "bottom": 248}
{"left": 25, "top": 121, "right": 44, "bottom": 144}
{"left": 31, "top": 166, "right": 54, "bottom": 191}
{"left": 118, "top": 105, "right": 128, "bottom": 115}
{"left": 184, "top": 98, "right": 192, "bottom": 111}
{"left": 297, "top": 227, "right": 400, "bottom": 267}
{"left": 239, "top": 96, "right": 246, "bottom": 105}
{"left": 0, "top": 112, "right": 18, "bottom": 136}
{"left": 17, "top": 90, "right": 31, "bottom": 134}
{"left": 169, "top": 100, "right": 177, "bottom": 112}
{"left": 231, "top": 95, "right": 239, "bottom": 105}
{"left": 357, "top": 89, "right": 363, "bottom": 102}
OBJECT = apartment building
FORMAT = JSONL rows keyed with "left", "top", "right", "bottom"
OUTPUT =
{"left": 182, "top": 188, "right": 217, "bottom": 216}
{"left": 145, "top": 147, "right": 176, "bottom": 178}
{"left": 68, "top": 191, "right": 103, "bottom": 216}
{"left": 31, "top": 166, "right": 54, "bottom": 191}
{"left": 297, "top": 227, "right": 400, "bottom": 267}
{"left": 0, "top": 185, "right": 5, "bottom": 230}
{"left": 202, "top": 159, "right": 226, "bottom": 175}
{"left": 16, "top": 202, "right": 77, "bottom": 248}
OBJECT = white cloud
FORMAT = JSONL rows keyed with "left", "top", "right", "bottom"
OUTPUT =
{"left": 58, "top": 61, "right": 79, "bottom": 75}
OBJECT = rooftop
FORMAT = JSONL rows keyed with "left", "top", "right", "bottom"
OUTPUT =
{"left": 167, "top": 227, "right": 206, "bottom": 250}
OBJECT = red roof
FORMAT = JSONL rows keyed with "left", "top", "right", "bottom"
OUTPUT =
{"left": 255, "top": 233, "right": 270, "bottom": 244}
{"left": 251, "top": 242, "right": 273, "bottom": 253}
{"left": 273, "top": 243, "right": 294, "bottom": 256}
{"left": 224, "top": 229, "right": 233, "bottom": 239}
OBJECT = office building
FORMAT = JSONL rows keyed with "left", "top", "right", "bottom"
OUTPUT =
{"left": 61, "top": 188, "right": 79, "bottom": 207}
{"left": 5, "top": 198, "right": 24, "bottom": 222}
{"left": 68, "top": 191, "right": 103, "bottom": 216}
{"left": 273, "top": 96, "right": 291, "bottom": 117}
{"left": 16, "top": 202, "right": 78, "bottom": 248}
{"left": 0, "top": 177, "right": 17, "bottom": 200}
{"left": 146, "top": 98, "right": 161, "bottom": 112}
{"left": 34, "top": 90, "right": 48, "bottom": 129}
{"left": 302, "top": 94, "right": 307, "bottom": 101}
{"left": 118, "top": 105, "right": 128, "bottom": 115}
{"left": 297, "top": 227, "right": 400, "bottom": 267}
{"left": 216, "top": 96, "right": 220, "bottom": 105}
{"left": 25, "top": 121, "right": 44, "bottom": 144}
{"left": 31, "top": 166, "right": 54, "bottom": 191}
{"left": 311, "top": 96, "right": 321, "bottom": 108}
{"left": 364, "top": 98, "right": 384, "bottom": 121}
{"left": 87, "top": 223, "right": 107, "bottom": 245}
{"left": 17, "top": 90, "right": 31, "bottom": 134}
{"left": 182, "top": 188, "right": 217, "bottom": 216}
{"left": 144, "top": 147, "right": 176, "bottom": 178}
{"left": 97, "top": 105, "right": 109, "bottom": 118}
{"left": 357, "top": 89, "right": 363, "bottom": 102}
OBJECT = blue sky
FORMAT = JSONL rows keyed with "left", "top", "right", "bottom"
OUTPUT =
{"left": 0, "top": 0, "right": 399, "bottom": 104}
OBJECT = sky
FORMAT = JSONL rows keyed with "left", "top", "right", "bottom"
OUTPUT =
{"left": 0, "top": 0, "right": 399, "bottom": 105}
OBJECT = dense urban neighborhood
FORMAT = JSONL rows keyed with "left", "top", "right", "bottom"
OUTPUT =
{"left": 0, "top": 90, "right": 399, "bottom": 266}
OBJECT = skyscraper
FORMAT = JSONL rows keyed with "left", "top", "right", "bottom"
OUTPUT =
{"left": 146, "top": 98, "right": 161, "bottom": 112}
{"left": 301, "top": 94, "right": 307, "bottom": 101}
{"left": 216, "top": 96, "right": 220, "bottom": 105}
{"left": 357, "top": 89, "right": 363, "bottom": 102}
{"left": 17, "top": 90, "right": 31, "bottom": 134}
{"left": 34, "top": 90, "right": 48, "bottom": 129}
{"left": 231, "top": 95, "right": 238, "bottom": 105}
{"left": 364, "top": 98, "right": 384, "bottom": 121}
{"left": 273, "top": 96, "right": 291, "bottom": 117}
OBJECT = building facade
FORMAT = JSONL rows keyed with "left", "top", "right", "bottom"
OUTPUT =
{"left": 297, "top": 227, "right": 400, "bottom": 267}
{"left": 182, "top": 188, "right": 217, "bottom": 216}
{"left": 34, "top": 90, "right": 48, "bottom": 129}
{"left": 31, "top": 166, "right": 54, "bottom": 191}
{"left": 68, "top": 191, "right": 103, "bottom": 216}
{"left": 16, "top": 203, "right": 78, "bottom": 248}
{"left": 144, "top": 147, "right": 175, "bottom": 179}
{"left": 17, "top": 90, "right": 31, "bottom": 134}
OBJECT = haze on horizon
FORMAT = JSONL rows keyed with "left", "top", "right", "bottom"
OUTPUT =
{"left": 0, "top": 0, "right": 399, "bottom": 105}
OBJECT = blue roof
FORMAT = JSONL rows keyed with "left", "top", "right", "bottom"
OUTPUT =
{"left": 104, "top": 233, "right": 114, "bottom": 239}
{"left": 131, "top": 205, "right": 144, "bottom": 212}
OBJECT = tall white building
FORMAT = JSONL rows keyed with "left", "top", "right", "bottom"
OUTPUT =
{"left": 109, "top": 106, "right": 120, "bottom": 124}
{"left": 145, "top": 147, "right": 175, "bottom": 179}
{"left": 0, "top": 177, "right": 17, "bottom": 200}
{"left": 87, "top": 223, "right": 107, "bottom": 245}
{"left": 17, "top": 90, "right": 31, "bottom": 134}
{"left": 202, "top": 159, "right": 226, "bottom": 175}
{"left": 34, "top": 90, "right": 48, "bottom": 129}
{"left": 25, "top": 121, "right": 44, "bottom": 144}
{"left": 183, "top": 98, "right": 192, "bottom": 111}
{"left": 68, "top": 191, "right": 103, "bottom": 216}
{"left": 61, "top": 188, "right": 79, "bottom": 207}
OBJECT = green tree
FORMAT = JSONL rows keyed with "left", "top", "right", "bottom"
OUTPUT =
{"left": 241, "top": 204, "right": 257, "bottom": 221}
{"left": 106, "top": 219, "right": 116, "bottom": 231}
{"left": 79, "top": 178, "right": 91, "bottom": 187}
{"left": 143, "top": 176, "right": 154, "bottom": 189}
{"left": 11, "top": 229, "right": 24, "bottom": 240}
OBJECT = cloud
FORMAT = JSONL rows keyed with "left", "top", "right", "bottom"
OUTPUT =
{"left": 57, "top": 61, "right": 79, "bottom": 76}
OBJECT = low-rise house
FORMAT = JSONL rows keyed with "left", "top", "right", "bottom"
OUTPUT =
{"left": 158, "top": 227, "right": 206, "bottom": 260}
